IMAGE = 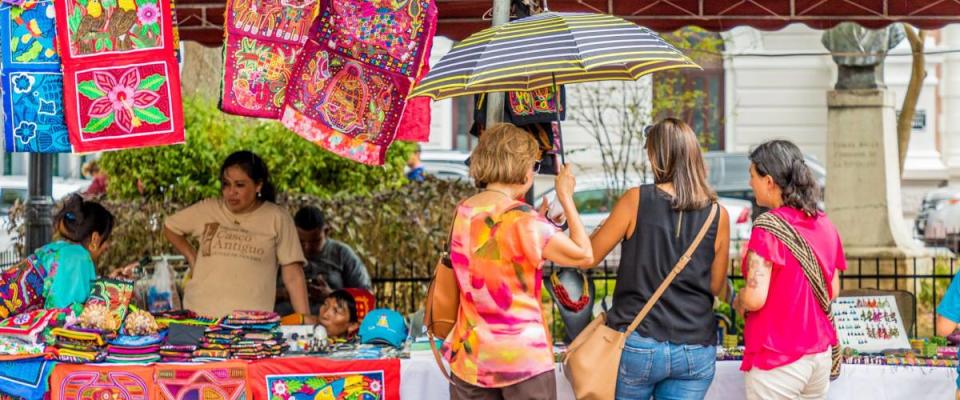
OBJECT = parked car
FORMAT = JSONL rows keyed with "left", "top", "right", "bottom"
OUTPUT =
{"left": 920, "top": 189, "right": 960, "bottom": 250}
{"left": 539, "top": 176, "right": 753, "bottom": 265}
{"left": 914, "top": 186, "right": 959, "bottom": 238}
{"left": 703, "top": 151, "right": 826, "bottom": 219}
{"left": 417, "top": 150, "right": 472, "bottom": 182}
{"left": 0, "top": 176, "right": 91, "bottom": 252}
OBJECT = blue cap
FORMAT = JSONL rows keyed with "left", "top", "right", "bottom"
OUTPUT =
{"left": 359, "top": 309, "right": 409, "bottom": 348}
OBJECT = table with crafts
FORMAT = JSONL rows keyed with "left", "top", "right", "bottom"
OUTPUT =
{"left": 400, "top": 351, "right": 959, "bottom": 400}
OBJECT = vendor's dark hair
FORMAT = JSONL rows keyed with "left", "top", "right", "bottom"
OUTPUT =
{"left": 329, "top": 290, "right": 358, "bottom": 323}
{"left": 749, "top": 140, "right": 820, "bottom": 216}
{"left": 294, "top": 206, "right": 327, "bottom": 231}
{"left": 220, "top": 150, "right": 276, "bottom": 203}
{"left": 54, "top": 194, "right": 114, "bottom": 245}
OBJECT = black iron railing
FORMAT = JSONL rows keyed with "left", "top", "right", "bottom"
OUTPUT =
{"left": 371, "top": 257, "right": 960, "bottom": 339}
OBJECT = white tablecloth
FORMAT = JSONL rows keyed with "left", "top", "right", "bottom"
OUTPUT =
{"left": 400, "top": 351, "right": 957, "bottom": 399}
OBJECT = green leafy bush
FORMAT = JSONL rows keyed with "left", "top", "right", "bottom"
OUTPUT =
{"left": 98, "top": 97, "right": 414, "bottom": 204}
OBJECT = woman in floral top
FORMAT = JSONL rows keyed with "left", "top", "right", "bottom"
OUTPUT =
{"left": 444, "top": 123, "right": 594, "bottom": 400}
{"left": 0, "top": 194, "right": 115, "bottom": 319}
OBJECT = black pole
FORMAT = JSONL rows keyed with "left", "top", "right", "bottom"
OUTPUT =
{"left": 25, "top": 153, "right": 54, "bottom": 256}
{"left": 551, "top": 73, "right": 565, "bottom": 164}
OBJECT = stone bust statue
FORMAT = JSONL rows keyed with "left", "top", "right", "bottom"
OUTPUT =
{"left": 821, "top": 23, "right": 905, "bottom": 90}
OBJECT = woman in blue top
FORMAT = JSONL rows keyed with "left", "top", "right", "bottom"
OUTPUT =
{"left": 0, "top": 194, "right": 115, "bottom": 317}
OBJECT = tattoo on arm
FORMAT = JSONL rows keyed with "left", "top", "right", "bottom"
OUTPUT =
{"left": 746, "top": 252, "right": 772, "bottom": 289}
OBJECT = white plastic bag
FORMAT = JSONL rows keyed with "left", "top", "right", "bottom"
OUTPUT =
{"left": 147, "top": 257, "right": 181, "bottom": 312}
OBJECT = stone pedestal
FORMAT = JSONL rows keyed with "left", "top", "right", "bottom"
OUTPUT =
{"left": 825, "top": 89, "right": 926, "bottom": 258}
{"left": 943, "top": 25, "right": 960, "bottom": 181}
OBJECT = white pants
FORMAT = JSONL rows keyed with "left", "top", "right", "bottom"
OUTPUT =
{"left": 745, "top": 350, "right": 831, "bottom": 400}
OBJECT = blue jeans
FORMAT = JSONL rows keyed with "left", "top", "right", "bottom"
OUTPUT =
{"left": 616, "top": 332, "right": 716, "bottom": 400}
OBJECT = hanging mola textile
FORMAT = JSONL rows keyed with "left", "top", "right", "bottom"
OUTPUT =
{"left": 281, "top": 0, "right": 437, "bottom": 165}
{"left": 219, "top": 0, "right": 320, "bottom": 118}
{"left": 54, "top": 0, "right": 184, "bottom": 152}
{"left": 0, "top": 0, "right": 71, "bottom": 152}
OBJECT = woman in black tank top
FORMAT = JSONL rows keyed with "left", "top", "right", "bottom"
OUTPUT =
{"left": 589, "top": 118, "right": 731, "bottom": 400}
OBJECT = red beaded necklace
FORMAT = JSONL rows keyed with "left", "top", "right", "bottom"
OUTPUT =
{"left": 550, "top": 270, "right": 590, "bottom": 312}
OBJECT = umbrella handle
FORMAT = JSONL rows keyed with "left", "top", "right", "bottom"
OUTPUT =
{"left": 552, "top": 73, "right": 565, "bottom": 165}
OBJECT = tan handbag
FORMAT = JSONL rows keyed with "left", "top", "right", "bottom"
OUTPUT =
{"left": 563, "top": 203, "right": 719, "bottom": 400}
{"left": 423, "top": 208, "right": 460, "bottom": 381}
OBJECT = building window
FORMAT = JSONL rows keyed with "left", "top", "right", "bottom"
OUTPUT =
{"left": 451, "top": 95, "right": 476, "bottom": 152}
{"left": 653, "top": 29, "right": 725, "bottom": 151}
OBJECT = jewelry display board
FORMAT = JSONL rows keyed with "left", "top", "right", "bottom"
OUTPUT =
{"left": 833, "top": 296, "right": 910, "bottom": 353}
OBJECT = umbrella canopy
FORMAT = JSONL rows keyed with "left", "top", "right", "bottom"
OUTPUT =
{"left": 409, "top": 12, "right": 700, "bottom": 100}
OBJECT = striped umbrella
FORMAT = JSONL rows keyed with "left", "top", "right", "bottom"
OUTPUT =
{"left": 408, "top": 12, "right": 701, "bottom": 100}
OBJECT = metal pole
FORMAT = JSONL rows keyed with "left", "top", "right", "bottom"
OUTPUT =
{"left": 25, "top": 153, "right": 53, "bottom": 255}
{"left": 485, "top": 0, "right": 511, "bottom": 127}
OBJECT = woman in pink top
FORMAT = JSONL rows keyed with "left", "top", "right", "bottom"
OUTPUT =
{"left": 735, "top": 140, "right": 846, "bottom": 400}
{"left": 444, "top": 123, "right": 594, "bottom": 400}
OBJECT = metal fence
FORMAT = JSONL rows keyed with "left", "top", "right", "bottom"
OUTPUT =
{"left": 371, "top": 256, "right": 960, "bottom": 339}
{"left": 0, "top": 250, "right": 19, "bottom": 270}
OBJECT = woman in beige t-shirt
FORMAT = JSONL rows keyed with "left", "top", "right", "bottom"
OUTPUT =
{"left": 164, "top": 150, "right": 314, "bottom": 320}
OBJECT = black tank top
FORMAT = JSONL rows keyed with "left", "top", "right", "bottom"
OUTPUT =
{"left": 606, "top": 184, "right": 720, "bottom": 345}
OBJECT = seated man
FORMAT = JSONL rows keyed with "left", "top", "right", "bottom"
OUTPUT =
{"left": 317, "top": 288, "right": 375, "bottom": 339}
{"left": 276, "top": 206, "right": 372, "bottom": 315}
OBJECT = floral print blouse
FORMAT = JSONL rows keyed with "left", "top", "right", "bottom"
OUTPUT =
{"left": 443, "top": 198, "right": 559, "bottom": 388}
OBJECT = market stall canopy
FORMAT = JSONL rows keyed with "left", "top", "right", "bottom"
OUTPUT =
{"left": 174, "top": 0, "right": 960, "bottom": 46}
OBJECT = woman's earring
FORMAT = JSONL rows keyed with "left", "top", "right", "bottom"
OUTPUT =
{"left": 257, "top": 191, "right": 262, "bottom": 198}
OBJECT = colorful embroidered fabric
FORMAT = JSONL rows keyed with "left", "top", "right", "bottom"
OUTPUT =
{"left": 0, "top": 336, "right": 44, "bottom": 356}
{"left": 0, "top": 0, "right": 71, "bottom": 152}
{"left": 0, "top": 309, "right": 56, "bottom": 343}
{"left": 506, "top": 85, "right": 565, "bottom": 125}
{"left": 282, "top": 0, "right": 437, "bottom": 165}
{"left": 0, "top": 0, "right": 26, "bottom": 7}
{"left": 104, "top": 354, "right": 159, "bottom": 364}
{"left": 50, "top": 364, "right": 153, "bottom": 400}
{"left": 394, "top": 29, "right": 434, "bottom": 143}
{"left": 54, "top": 0, "right": 184, "bottom": 152}
{"left": 220, "top": 0, "right": 319, "bottom": 118}
{"left": 248, "top": 356, "right": 400, "bottom": 400}
{"left": 311, "top": 0, "right": 435, "bottom": 77}
{"left": 49, "top": 327, "right": 104, "bottom": 346}
{"left": 444, "top": 200, "right": 559, "bottom": 388}
{"left": 282, "top": 41, "right": 411, "bottom": 166}
{"left": 154, "top": 361, "right": 247, "bottom": 400}
{"left": 107, "top": 333, "right": 163, "bottom": 347}
{"left": 105, "top": 345, "right": 159, "bottom": 354}
{"left": 224, "top": 310, "right": 280, "bottom": 323}
{"left": 0, "top": 357, "right": 55, "bottom": 400}
{"left": 50, "top": 348, "right": 105, "bottom": 363}
{"left": 83, "top": 278, "right": 133, "bottom": 333}
{"left": 0, "top": 261, "right": 46, "bottom": 320}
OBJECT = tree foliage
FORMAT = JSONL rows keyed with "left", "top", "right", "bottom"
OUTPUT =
{"left": 98, "top": 97, "right": 414, "bottom": 204}
{"left": 569, "top": 27, "right": 724, "bottom": 199}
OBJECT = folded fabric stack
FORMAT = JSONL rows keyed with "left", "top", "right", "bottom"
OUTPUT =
{"left": 0, "top": 309, "right": 56, "bottom": 356}
{"left": 195, "top": 328, "right": 238, "bottom": 361}
{"left": 160, "top": 322, "right": 208, "bottom": 362}
{"left": 221, "top": 311, "right": 285, "bottom": 359}
{"left": 105, "top": 333, "right": 163, "bottom": 364}
{"left": 48, "top": 327, "right": 104, "bottom": 363}
{"left": 153, "top": 310, "right": 220, "bottom": 329}
{"left": 159, "top": 344, "right": 196, "bottom": 362}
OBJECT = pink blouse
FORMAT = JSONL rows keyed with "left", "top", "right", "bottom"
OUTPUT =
{"left": 740, "top": 207, "right": 847, "bottom": 371}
